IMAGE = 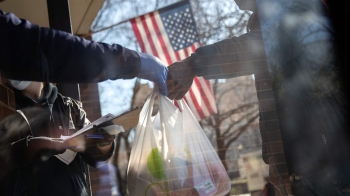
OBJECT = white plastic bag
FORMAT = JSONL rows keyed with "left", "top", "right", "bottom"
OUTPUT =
{"left": 127, "top": 90, "right": 231, "bottom": 196}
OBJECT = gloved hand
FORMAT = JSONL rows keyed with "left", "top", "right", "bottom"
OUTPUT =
{"left": 92, "top": 125, "right": 116, "bottom": 147}
{"left": 137, "top": 53, "right": 168, "bottom": 95}
{"left": 167, "top": 58, "right": 196, "bottom": 100}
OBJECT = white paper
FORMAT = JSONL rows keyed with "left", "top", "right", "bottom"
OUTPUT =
{"left": 60, "top": 135, "right": 71, "bottom": 140}
{"left": 62, "top": 113, "right": 116, "bottom": 141}
{"left": 103, "top": 125, "right": 125, "bottom": 135}
{"left": 54, "top": 149, "right": 77, "bottom": 165}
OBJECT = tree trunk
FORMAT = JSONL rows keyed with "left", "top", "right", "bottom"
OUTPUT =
{"left": 215, "top": 126, "right": 228, "bottom": 170}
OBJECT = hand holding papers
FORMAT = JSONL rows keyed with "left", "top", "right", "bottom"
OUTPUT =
{"left": 62, "top": 106, "right": 142, "bottom": 151}
{"left": 61, "top": 113, "right": 117, "bottom": 142}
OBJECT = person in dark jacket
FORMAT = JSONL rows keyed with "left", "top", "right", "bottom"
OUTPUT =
{"left": 167, "top": 0, "right": 350, "bottom": 195}
{"left": 0, "top": 80, "right": 116, "bottom": 196}
{"left": 0, "top": 9, "right": 168, "bottom": 95}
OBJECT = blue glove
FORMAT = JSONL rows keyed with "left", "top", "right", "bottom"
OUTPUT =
{"left": 137, "top": 53, "right": 168, "bottom": 95}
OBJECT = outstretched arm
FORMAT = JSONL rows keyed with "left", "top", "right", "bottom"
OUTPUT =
{"left": 167, "top": 29, "right": 268, "bottom": 100}
{"left": 0, "top": 10, "right": 168, "bottom": 94}
{"left": 0, "top": 11, "right": 139, "bottom": 82}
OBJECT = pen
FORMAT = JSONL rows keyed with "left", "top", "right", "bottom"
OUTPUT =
{"left": 85, "top": 134, "right": 104, "bottom": 139}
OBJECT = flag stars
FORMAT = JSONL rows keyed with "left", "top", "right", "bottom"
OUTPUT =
{"left": 160, "top": 5, "right": 199, "bottom": 51}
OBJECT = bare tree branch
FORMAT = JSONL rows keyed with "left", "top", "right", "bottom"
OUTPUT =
{"left": 225, "top": 113, "right": 259, "bottom": 148}
{"left": 220, "top": 102, "right": 258, "bottom": 120}
{"left": 221, "top": 109, "right": 259, "bottom": 138}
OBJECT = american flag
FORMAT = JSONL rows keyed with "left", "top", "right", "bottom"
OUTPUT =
{"left": 130, "top": 0, "right": 217, "bottom": 120}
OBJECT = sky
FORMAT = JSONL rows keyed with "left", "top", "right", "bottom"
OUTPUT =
{"left": 91, "top": 0, "right": 246, "bottom": 116}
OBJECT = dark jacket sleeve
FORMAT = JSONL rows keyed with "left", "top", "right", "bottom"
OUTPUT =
{"left": 0, "top": 10, "right": 140, "bottom": 83}
{"left": 69, "top": 98, "right": 114, "bottom": 167}
{"left": 189, "top": 29, "right": 270, "bottom": 79}
{"left": 189, "top": 20, "right": 293, "bottom": 80}
{"left": 0, "top": 107, "right": 54, "bottom": 177}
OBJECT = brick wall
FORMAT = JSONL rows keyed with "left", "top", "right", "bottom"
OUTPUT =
{"left": 79, "top": 83, "right": 102, "bottom": 122}
{"left": 79, "top": 83, "right": 115, "bottom": 195}
{"left": 246, "top": 36, "right": 292, "bottom": 195}
{"left": 0, "top": 72, "right": 16, "bottom": 121}
{"left": 237, "top": 46, "right": 291, "bottom": 194}
{"left": 256, "top": 70, "right": 291, "bottom": 195}
{"left": 204, "top": 34, "right": 291, "bottom": 193}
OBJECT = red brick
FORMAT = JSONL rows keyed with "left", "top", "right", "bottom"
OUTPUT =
{"left": 0, "top": 72, "right": 6, "bottom": 84}
{"left": 267, "top": 130, "right": 282, "bottom": 142}
{"left": 249, "top": 40, "right": 265, "bottom": 51}
{"left": 78, "top": 83, "right": 102, "bottom": 122}
{"left": 2, "top": 106, "right": 15, "bottom": 117}
{"left": 93, "top": 108, "right": 101, "bottom": 114}
{"left": 204, "top": 54, "right": 237, "bottom": 65}
{"left": 0, "top": 84, "right": 8, "bottom": 105}
{"left": 82, "top": 102, "right": 99, "bottom": 109}
{"left": 81, "top": 94, "right": 100, "bottom": 102}
{"left": 269, "top": 141, "right": 284, "bottom": 153}
{"left": 0, "top": 106, "right": 3, "bottom": 120}
{"left": 235, "top": 50, "right": 266, "bottom": 62}
{"left": 83, "top": 109, "right": 93, "bottom": 116}
{"left": 206, "top": 65, "right": 224, "bottom": 76}
{"left": 260, "top": 130, "right": 268, "bottom": 142}
{"left": 257, "top": 90, "right": 275, "bottom": 101}
{"left": 235, "top": 51, "right": 253, "bottom": 62}
{"left": 87, "top": 114, "right": 102, "bottom": 122}
{"left": 280, "top": 173, "right": 290, "bottom": 181}
{"left": 8, "top": 90, "right": 16, "bottom": 108}
{"left": 259, "top": 99, "right": 277, "bottom": 111}
{"left": 273, "top": 153, "right": 286, "bottom": 164}
{"left": 261, "top": 143, "right": 270, "bottom": 154}
{"left": 88, "top": 83, "right": 98, "bottom": 92}
{"left": 221, "top": 61, "right": 254, "bottom": 73}
{"left": 263, "top": 120, "right": 280, "bottom": 131}
{"left": 275, "top": 163, "right": 289, "bottom": 174}
{"left": 260, "top": 110, "right": 278, "bottom": 121}
{"left": 216, "top": 41, "right": 250, "bottom": 53}
{"left": 79, "top": 83, "right": 90, "bottom": 89}
{"left": 253, "top": 60, "right": 268, "bottom": 70}
{"left": 91, "top": 188, "right": 112, "bottom": 196}
{"left": 91, "top": 183, "right": 111, "bottom": 192}
{"left": 255, "top": 79, "right": 272, "bottom": 91}
{"left": 80, "top": 83, "right": 98, "bottom": 90}
{"left": 254, "top": 70, "right": 271, "bottom": 80}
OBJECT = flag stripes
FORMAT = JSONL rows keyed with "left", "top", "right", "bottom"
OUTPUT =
{"left": 130, "top": 5, "right": 217, "bottom": 120}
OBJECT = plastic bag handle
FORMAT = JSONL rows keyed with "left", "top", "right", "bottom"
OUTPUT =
{"left": 139, "top": 90, "right": 158, "bottom": 124}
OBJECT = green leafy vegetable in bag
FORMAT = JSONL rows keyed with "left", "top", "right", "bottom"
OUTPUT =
{"left": 147, "top": 148, "right": 165, "bottom": 179}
